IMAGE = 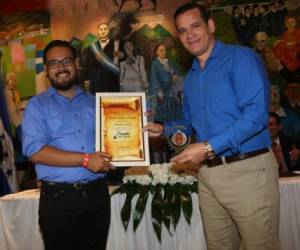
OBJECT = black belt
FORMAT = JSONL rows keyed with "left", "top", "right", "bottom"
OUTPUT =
{"left": 204, "top": 148, "right": 269, "bottom": 167}
{"left": 41, "top": 178, "right": 105, "bottom": 191}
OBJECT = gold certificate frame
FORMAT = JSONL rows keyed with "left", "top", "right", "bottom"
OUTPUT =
{"left": 96, "top": 92, "right": 150, "bottom": 167}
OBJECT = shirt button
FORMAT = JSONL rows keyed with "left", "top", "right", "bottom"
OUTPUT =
{"left": 78, "top": 129, "right": 81, "bottom": 133}
{"left": 81, "top": 146, "right": 85, "bottom": 150}
{"left": 74, "top": 113, "right": 78, "bottom": 117}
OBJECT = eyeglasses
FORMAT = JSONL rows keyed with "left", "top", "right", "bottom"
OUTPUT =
{"left": 46, "top": 58, "right": 74, "bottom": 69}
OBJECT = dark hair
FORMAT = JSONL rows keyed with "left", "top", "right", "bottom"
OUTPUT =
{"left": 269, "top": 112, "right": 281, "bottom": 124}
{"left": 123, "top": 40, "right": 137, "bottom": 57}
{"left": 174, "top": 2, "right": 210, "bottom": 24}
{"left": 43, "top": 40, "right": 77, "bottom": 64}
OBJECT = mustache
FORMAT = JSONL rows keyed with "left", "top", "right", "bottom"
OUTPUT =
{"left": 55, "top": 70, "right": 70, "bottom": 77}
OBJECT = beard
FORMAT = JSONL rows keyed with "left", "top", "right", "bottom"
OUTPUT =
{"left": 48, "top": 70, "right": 77, "bottom": 91}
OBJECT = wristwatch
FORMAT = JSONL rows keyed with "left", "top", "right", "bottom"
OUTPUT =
{"left": 203, "top": 141, "right": 216, "bottom": 160}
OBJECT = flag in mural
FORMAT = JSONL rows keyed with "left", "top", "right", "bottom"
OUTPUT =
{"left": 0, "top": 118, "right": 18, "bottom": 196}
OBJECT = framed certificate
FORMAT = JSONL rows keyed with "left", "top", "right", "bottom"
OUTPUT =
{"left": 96, "top": 92, "right": 150, "bottom": 167}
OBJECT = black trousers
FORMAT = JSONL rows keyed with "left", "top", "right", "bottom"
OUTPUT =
{"left": 39, "top": 178, "right": 110, "bottom": 250}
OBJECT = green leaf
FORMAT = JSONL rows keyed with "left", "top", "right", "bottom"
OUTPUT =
{"left": 170, "top": 184, "right": 181, "bottom": 230}
{"left": 120, "top": 185, "right": 136, "bottom": 230}
{"left": 191, "top": 182, "right": 198, "bottom": 193}
{"left": 180, "top": 185, "right": 193, "bottom": 225}
{"left": 151, "top": 185, "right": 163, "bottom": 242}
{"left": 133, "top": 185, "right": 150, "bottom": 231}
{"left": 162, "top": 184, "right": 173, "bottom": 236}
{"left": 111, "top": 182, "right": 130, "bottom": 196}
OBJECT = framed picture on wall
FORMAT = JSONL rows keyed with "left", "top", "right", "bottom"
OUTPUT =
{"left": 96, "top": 92, "right": 150, "bottom": 167}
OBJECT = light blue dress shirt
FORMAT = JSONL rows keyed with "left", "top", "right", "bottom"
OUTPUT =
{"left": 22, "top": 86, "right": 105, "bottom": 183}
{"left": 164, "top": 41, "right": 271, "bottom": 156}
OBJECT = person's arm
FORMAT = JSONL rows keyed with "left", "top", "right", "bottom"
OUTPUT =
{"left": 31, "top": 146, "right": 113, "bottom": 172}
{"left": 22, "top": 98, "right": 113, "bottom": 173}
{"left": 209, "top": 48, "right": 270, "bottom": 154}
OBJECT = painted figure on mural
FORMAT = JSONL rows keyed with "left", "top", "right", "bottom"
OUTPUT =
{"left": 4, "top": 72, "right": 28, "bottom": 182}
{"left": 86, "top": 22, "right": 121, "bottom": 94}
{"left": 149, "top": 43, "right": 182, "bottom": 123}
{"left": 254, "top": 32, "right": 283, "bottom": 74}
{"left": 120, "top": 40, "right": 148, "bottom": 92}
{"left": 4, "top": 72, "right": 23, "bottom": 128}
{"left": 273, "top": 16, "right": 300, "bottom": 76}
{"left": 114, "top": 0, "right": 157, "bottom": 13}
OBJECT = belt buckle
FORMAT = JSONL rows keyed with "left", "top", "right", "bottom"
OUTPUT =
{"left": 73, "top": 183, "right": 84, "bottom": 190}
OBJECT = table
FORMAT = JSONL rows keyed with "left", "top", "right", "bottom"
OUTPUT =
{"left": 279, "top": 176, "right": 300, "bottom": 250}
{"left": 0, "top": 189, "right": 206, "bottom": 250}
{"left": 0, "top": 189, "right": 43, "bottom": 250}
{"left": 1, "top": 177, "right": 300, "bottom": 250}
{"left": 106, "top": 193, "right": 207, "bottom": 250}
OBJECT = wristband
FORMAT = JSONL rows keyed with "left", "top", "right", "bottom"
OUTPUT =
{"left": 82, "top": 153, "right": 90, "bottom": 168}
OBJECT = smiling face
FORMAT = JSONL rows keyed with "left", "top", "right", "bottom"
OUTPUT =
{"left": 44, "top": 46, "right": 77, "bottom": 92}
{"left": 175, "top": 8, "right": 215, "bottom": 63}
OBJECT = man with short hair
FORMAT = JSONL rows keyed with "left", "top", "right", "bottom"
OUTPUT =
{"left": 281, "top": 76, "right": 300, "bottom": 140}
{"left": 22, "top": 40, "right": 114, "bottom": 250}
{"left": 269, "top": 112, "right": 300, "bottom": 172}
{"left": 144, "top": 3, "right": 279, "bottom": 250}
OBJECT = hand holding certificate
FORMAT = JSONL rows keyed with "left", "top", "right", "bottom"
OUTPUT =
{"left": 96, "top": 93, "right": 150, "bottom": 167}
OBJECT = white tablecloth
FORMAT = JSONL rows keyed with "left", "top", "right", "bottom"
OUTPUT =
{"left": 1, "top": 177, "right": 300, "bottom": 250}
{"left": 106, "top": 193, "right": 207, "bottom": 250}
{"left": 279, "top": 177, "right": 300, "bottom": 250}
{"left": 0, "top": 189, "right": 44, "bottom": 250}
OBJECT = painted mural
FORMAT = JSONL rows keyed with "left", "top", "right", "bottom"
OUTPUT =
{"left": 0, "top": 11, "right": 51, "bottom": 97}
{"left": 0, "top": 0, "right": 299, "bottom": 122}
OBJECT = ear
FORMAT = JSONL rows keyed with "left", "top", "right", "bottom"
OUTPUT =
{"left": 207, "top": 18, "right": 215, "bottom": 34}
{"left": 43, "top": 66, "right": 49, "bottom": 78}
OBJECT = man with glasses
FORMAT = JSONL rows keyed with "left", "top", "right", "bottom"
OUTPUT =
{"left": 22, "top": 40, "right": 114, "bottom": 250}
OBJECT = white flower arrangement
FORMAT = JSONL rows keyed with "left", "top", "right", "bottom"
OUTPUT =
{"left": 122, "top": 163, "right": 197, "bottom": 186}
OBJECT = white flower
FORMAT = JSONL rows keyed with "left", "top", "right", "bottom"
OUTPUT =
{"left": 135, "top": 175, "right": 152, "bottom": 185}
{"left": 183, "top": 175, "right": 197, "bottom": 185}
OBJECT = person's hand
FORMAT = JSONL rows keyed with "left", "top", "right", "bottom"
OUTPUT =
{"left": 170, "top": 143, "right": 206, "bottom": 168}
{"left": 142, "top": 122, "right": 164, "bottom": 137}
{"left": 289, "top": 145, "right": 300, "bottom": 162}
{"left": 86, "top": 151, "right": 115, "bottom": 172}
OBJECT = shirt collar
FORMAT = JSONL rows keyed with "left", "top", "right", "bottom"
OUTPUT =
{"left": 191, "top": 40, "right": 226, "bottom": 70}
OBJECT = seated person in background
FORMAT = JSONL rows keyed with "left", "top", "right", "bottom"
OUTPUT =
{"left": 273, "top": 16, "right": 300, "bottom": 78}
{"left": 254, "top": 32, "right": 283, "bottom": 74}
{"left": 270, "top": 84, "right": 286, "bottom": 117}
{"left": 269, "top": 112, "right": 300, "bottom": 172}
{"left": 280, "top": 76, "right": 300, "bottom": 141}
